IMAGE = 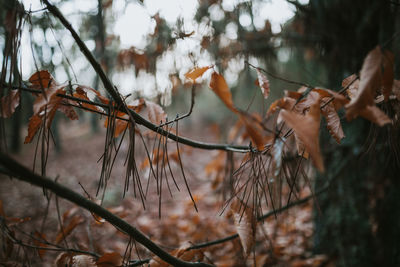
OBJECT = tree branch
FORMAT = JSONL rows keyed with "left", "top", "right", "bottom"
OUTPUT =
{"left": 42, "top": 0, "right": 250, "bottom": 153}
{"left": 0, "top": 153, "right": 214, "bottom": 267}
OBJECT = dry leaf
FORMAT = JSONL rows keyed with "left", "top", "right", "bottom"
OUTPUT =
{"left": 184, "top": 66, "right": 212, "bottom": 82}
{"left": 96, "top": 252, "right": 123, "bottom": 267}
{"left": 24, "top": 114, "right": 42, "bottom": 144}
{"left": 55, "top": 215, "right": 84, "bottom": 244}
{"left": 256, "top": 68, "right": 270, "bottom": 99}
{"left": 72, "top": 254, "right": 96, "bottom": 267}
{"left": 0, "top": 89, "right": 20, "bottom": 118}
{"left": 280, "top": 96, "right": 324, "bottom": 172}
{"left": 321, "top": 102, "right": 345, "bottom": 143}
{"left": 33, "top": 231, "right": 48, "bottom": 260}
{"left": 239, "top": 114, "right": 265, "bottom": 151}
{"left": 231, "top": 199, "right": 255, "bottom": 255}
{"left": 28, "top": 70, "right": 53, "bottom": 90}
{"left": 359, "top": 105, "right": 391, "bottom": 126}
{"left": 346, "top": 46, "right": 383, "bottom": 119}
{"left": 209, "top": 72, "right": 237, "bottom": 113}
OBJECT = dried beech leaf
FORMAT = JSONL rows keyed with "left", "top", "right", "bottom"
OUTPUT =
{"left": 145, "top": 100, "right": 167, "bottom": 124}
{"left": 267, "top": 97, "right": 296, "bottom": 115}
{"left": 256, "top": 68, "right": 270, "bottom": 99}
{"left": 231, "top": 199, "right": 255, "bottom": 255}
{"left": 272, "top": 138, "right": 284, "bottom": 177}
{"left": 0, "top": 89, "right": 20, "bottom": 118}
{"left": 346, "top": 46, "right": 383, "bottom": 119}
{"left": 184, "top": 66, "right": 212, "bottom": 82}
{"left": 33, "top": 231, "right": 48, "bottom": 260}
{"left": 239, "top": 115, "right": 265, "bottom": 151}
{"left": 24, "top": 114, "right": 42, "bottom": 144}
{"left": 382, "top": 50, "right": 394, "bottom": 101}
{"left": 29, "top": 70, "right": 53, "bottom": 90}
{"left": 280, "top": 97, "right": 324, "bottom": 172}
{"left": 359, "top": 105, "right": 391, "bottom": 126}
{"left": 58, "top": 103, "right": 79, "bottom": 120}
{"left": 55, "top": 215, "right": 84, "bottom": 244}
{"left": 72, "top": 254, "right": 96, "bottom": 267}
{"left": 209, "top": 72, "right": 237, "bottom": 113}
{"left": 96, "top": 252, "right": 123, "bottom": 267}
{"left": 321, "top": 102, "right": 345, "bottom": 143}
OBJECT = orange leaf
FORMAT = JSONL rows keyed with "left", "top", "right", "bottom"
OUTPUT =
{"left": 239, "top": 115, "right": 265, "bottom": 151}
{"left": 346, "top": 46, "right": 383, "bottom": 119}
{"left": 231, "top": 199, "right": 256, "bottom": 255}
{"left": 0, "top": 89, "right": 20, "bottom": 118}
{"left": 33, "top": 231, "right": 48, "bottom": 260}
{"left": 184, "top": 66, "right": 212, "bottom": 82}
{"left": 96, "top": 252, "right": 123, "bottom": 267}
{"left": 256, "top": 68, "right": 270, "bottom": 99}
{"left": 280, "top": 95, "right": 324, "bottom": 172}
{"left": 24, "top": 114, "right": 42, "bottom": 144}
{"left": 382, "top": 50, "right": 394, "bottom": 101}
{"left": 55, "top": 215, "right": 84, "bottom": 244}
{"left": 209, "top": 72, "right": 237, "bottom": 113}
{"left": 29, "top": 70, "right": 53, "bottom": 90}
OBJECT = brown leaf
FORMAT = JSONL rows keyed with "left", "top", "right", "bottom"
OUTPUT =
{"left": 184, "top": 66, "right": 212, "bottom": 82}
{"left": 231, "top": 199, "right": 256, "bottom": 255}
{"left": 346, "top": 46, "right": 383, "bottom": 120}
{"left": 145, "top": 100, "right": 167, "bottom": 124}
{"left": 58, "top": 102, "right": 79, "bottom": 120}
{"left": 24, "top": 114, "right": 42, "bottom": 144}
{"left": 359, "top": 105, "right": 391, "bottom": 127}
{"left": 54, "top": 252, "right": 73, "bottom": 267}
{"left": 256, "top": 68, "right": 270, "bottom": 99}
{"left": 96, "top": 252, "right": 123, "bottom": 267}
{"left": 29, "top": 70, "right": 54, "bottom": 90}
{"left": 0, "top": 90, "right": 20, "bottom": 118}
{"left": 55, "top": 215, "right": 84, "bottom": 244}
{"left": 239, "top": 114, "right": 265, "bottom": 151}
{"left": 33, "top": 231, "right": 48, "bottom": 260}
{"left": 209, "top": 72, "right": 237, "bottom": 113}
{"left": 382, "top": 50, "right": 394, "bottom": 101}
{"left": 280, "top": 95, "right": 324, "bottom": 172}
{"left": 321, "top": 102, "right": 345, "bottom": 143}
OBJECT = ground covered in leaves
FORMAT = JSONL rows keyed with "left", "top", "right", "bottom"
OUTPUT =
{"left": 1, "top": 119, "right": 329, "bottom": 267}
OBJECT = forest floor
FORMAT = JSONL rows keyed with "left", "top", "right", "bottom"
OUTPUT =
{"left": 0, "top": 118, "right": 330, "bottom": 267}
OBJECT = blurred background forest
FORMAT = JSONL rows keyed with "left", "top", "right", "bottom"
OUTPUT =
{"left": 1, "top": 0, "right": 400, "bottom": 266}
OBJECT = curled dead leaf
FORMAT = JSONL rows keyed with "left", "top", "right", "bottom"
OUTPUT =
{"left": 209, "top": 72, "right": 237, "bottom": 113}
{"left": 0, "top": 89, "right": 20, "bottom": 118}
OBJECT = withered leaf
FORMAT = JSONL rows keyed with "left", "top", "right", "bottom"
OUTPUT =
{"left": 359, "top": 105, "right": 391, "bottom": 126}
{"left": 96, "top": 252, "right": 123, "bottom": 267}
{"left": 29, "top": 70, "right": 54, "bottom": 90}
{"left": 55, "top": 215, "right": 84, "bottom": 244}
{"left": 321, "top": 102, "right": 345, "bottom": 143}
{"left": 256, "top": 68, "right": 270, "bottom": 99}
{"left": 184, "top": 66, "right": 212, "bottom": 82}
{"left": 209, "top": 72, "right": 237, "bottom": 113}
{"left": 239, "top": 114, "right": 265, "bottom": 151}
{"left": 24, "top": 114, "right": 42, "bottom": 144}
{"left": 231, "top": 199, "right": 256, "bottom": 256}
{"left": 33, "top": 231, "right": 48, "bottom": 260}
{"left": 0, "top": 89, "right": 20, "bottom": 118}
{"left": 346, "top": 46, "right": 383, "bottom": 120}
{"left": 280, "top": 96, "right": 324, "bottom": 172}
